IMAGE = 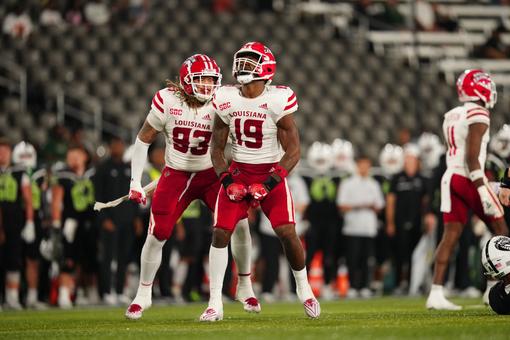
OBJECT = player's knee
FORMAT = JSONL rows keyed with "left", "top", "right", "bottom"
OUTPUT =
{"left": 212, "top": 228, "right": 231, "bottom": 248}
{"left": 274, "top": 224, "right": 296, "bottom": 240}
{"left": 151, "top": 213, "right": 174, "bottom": 241}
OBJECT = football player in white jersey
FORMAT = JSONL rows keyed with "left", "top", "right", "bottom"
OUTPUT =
{"left": 125, "top": 54, "right": 260, "bottom": 320}
{"left": 426, "top": 69, "right": 508, "bottom": 310}
{"left": 200, "top": 42, "right": 320, "bottom": 322}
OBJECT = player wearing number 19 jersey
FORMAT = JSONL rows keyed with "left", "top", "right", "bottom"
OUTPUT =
{"left": 200, "top": 42, "right": 320, "bottom": 322}
{"left": 426, "top": 69, "right": 508, "bottom": 311}
{"left": 125, "top": 54, "right": 259, "bottom": 320}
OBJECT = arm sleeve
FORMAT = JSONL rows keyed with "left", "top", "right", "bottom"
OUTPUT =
{"left": 130, "top": 137, "right": 150, "bottom": 185}
{"left": 466, "top": 107, "right": 490, "bottom": 126}
{"left": 146, "top": 90, "right": 167, "bottom": 131}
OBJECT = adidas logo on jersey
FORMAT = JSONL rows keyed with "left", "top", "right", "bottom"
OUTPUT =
{"left": 259, "top": 103, "right": 268, "bottom": 110}
{"left": 203, "top": 114, "right": 211, "bottom": 121}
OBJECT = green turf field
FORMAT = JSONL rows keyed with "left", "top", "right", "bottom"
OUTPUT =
{"left": 1, "top": 297, "right": 509, "bottom": 339}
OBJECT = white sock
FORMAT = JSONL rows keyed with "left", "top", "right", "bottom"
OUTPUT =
{"left": 231, "top": 219, "right": 252, "bottom": 276}
{"left": 208, "top": 245, "right": 228, "bottom": 308}
{"left": 430, "top": 284, "right": 444, "bottom": 295}
{"left": 136, "top": 234, "right": 165, "bottom": 299}
{"left": 59, "top": 287, "right": 71, "bottom": 302}
{"left": 6, "top": 288, "right": 18, "bottom": 305}
{"left": 292, "top": 267, "right": 314, "bottom": 302}
{"left": 27, "top": 288, "right": 38, "bottom": 304}
{"left": 174, "top": 261, "right": 188, "bottom": 288}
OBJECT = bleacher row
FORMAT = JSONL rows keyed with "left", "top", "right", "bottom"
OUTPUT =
{"left": 0, "top": 0, "right": 509, "bottom": 159}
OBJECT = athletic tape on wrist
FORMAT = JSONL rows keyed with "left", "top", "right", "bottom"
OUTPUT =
{"left": 220, "top": 172, "right": 234, "bottom": 189}
{"left": 469, "top": 169, "right": 484, "bottom": 182}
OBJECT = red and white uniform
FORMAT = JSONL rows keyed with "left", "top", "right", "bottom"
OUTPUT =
{"left": 440, "top": 102, "right": 503, "bottom": 224}
{"left": 212, "top": 85, "right": 298, "bottom": 231}
{"left": 146, "top": 88, "right": 219, "bottom": 240}
{"left": 148, "top": 88, "right": 215, "bottom": 172}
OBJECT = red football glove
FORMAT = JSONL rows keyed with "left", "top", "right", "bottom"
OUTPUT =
{"left": 129, "top": 182, "right": 147, "bottom": 205}
{"left": 249, "top": 183, "right": 269, "bottom": 201}
{"left": 226, "top": 183, "right": 248, "bottom": 202}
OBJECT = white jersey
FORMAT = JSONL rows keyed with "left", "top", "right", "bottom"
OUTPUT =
{"left": 213, "top": 85, "right": 298, "bottom": 164}
{"left": 146, "top": 88, "right": 216, "bottom": 172}
{"left": 442, "top": 102, "right": 490, "bottom": 178}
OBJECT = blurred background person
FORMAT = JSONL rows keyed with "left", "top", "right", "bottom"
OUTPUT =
{"left": 94, "top": 136, "right": 142, "bottom": 305}
{"left": 338, "top": 155, "right": 384, "bottom": 298}
{"left": 386, "top": 144, "right": 429, "bottom": 295}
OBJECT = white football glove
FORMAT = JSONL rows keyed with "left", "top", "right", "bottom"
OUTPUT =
{"left": 21, "top": 220, "right": 36, "bottom": 243}
{"left": 129, "top": 181, "right": 146, "bottom": 205}
{"left": 63, "top": 218, "right": 78, "bottom": 243}
{"left": 478, "top": 186, "right": 503, "bottom": 217}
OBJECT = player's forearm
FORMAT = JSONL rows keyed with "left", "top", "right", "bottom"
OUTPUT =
{"left": 211, "top": 147, "right": 229, "bottom": 176}
{"left": 466, "top": 123, "right": 487, "bottom": 188}
{"left": 22, "top": 185, "right": 34, "bottom": 221}
{"left": 51, "top": 186, "right": 63, "bottom": 224}
{"left": 279, "top": 143, "right": 300, "bottom": 174}
{"left": 385, "top": 194, "right": 396, "bottom": 224}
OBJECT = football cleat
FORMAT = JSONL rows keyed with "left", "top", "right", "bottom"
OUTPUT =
{"left": 199, "top": 307, "right": 223, "bottom": 322}
{"left": 303, "top": 298, "right": 321, "bottom": 319}
{"left": 426, "top": 295, "right": 462, "bottom": 311}
{"left": 239, "top": 297, "right": 261, "bottom": 313}
{"left": 125, "top": 304, "right": 145, "bottom": 320}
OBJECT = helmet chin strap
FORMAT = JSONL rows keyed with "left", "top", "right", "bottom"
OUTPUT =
{"left": 237, "top": 74, "right": 254, "bottom": 84}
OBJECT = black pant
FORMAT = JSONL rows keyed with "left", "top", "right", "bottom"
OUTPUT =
{"left": 394, "top": 222, "right": 421, "bottom": 286}
{"left": 345, "top": 236, "right": 374, "bottom": 290}
{"left": 259, "top": 233, "right": 282, "bottom": 293}
{"left": 305, "top": 221, "right": 340, "bottom": 284}
{"left": 98, "top": 221, "right": 135, "bottom": 295}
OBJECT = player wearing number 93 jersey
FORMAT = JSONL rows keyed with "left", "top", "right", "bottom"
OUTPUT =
{"left": 125, "top": 54, "right": 259, "bottom": 320}
{"left": 200, "top": 42, "right": 320, "bottom": 322}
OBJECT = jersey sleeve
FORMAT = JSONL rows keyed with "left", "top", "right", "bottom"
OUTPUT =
{"left": 273, "top": 86, "right": 298, "bottom": 123}
{"left": 466, "top": 106, "right": 490, "bottom": 126}
{"left": 146, "top": 89, "right": 168, "bottom": 131}
{"left": 211, "top": 88, "right": 230, "bottom": 125}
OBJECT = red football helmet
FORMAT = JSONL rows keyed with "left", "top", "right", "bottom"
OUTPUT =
{"left": 456, "top": 69, "right": 497, "bottom": 109}
{"left": 179, "top": 54, "right": 222, "bottom": 102}
{"left": 232, "top": 42, "right": 276, "bottom": 84}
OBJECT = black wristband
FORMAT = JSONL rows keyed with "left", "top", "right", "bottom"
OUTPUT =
{"left": 501, "top": 168, "right": 510, "bottom": 189}
{"left": 263, "top": 175, "right": 280, "bottom": 191}
{"left": 220, "top": 172, "right": 234, "bottom": 189}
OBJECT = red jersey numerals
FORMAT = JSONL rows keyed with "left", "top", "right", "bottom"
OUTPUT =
{"left": 172, "top": 127, "right": 212, "bottom": 155}
{"left": 234, "top": 118, "right": 263, "bottom": 149}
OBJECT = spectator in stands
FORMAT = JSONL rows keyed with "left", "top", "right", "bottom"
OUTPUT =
{"left": 84, "top": 0, "right": 110, "bottom": 26}
{"left": 2, "top": 4, "right": 33, "bottom": 41}
{"left": 474, "top": 25, "right": 510, "bottom": 59}
{"left": 40, "top": 0, "right": 65, "bottom": 28}
{"left": 432, "top": 3, "right": 458, "bottom": 32}
{"left": 41, "top": 125, "right": 69, "bottom": 163}
{"left": 65, "top": 0, "right": 85, "bottom": 26}
{"left": 113, "top": 0, "right": 150, "bottom": 27}
{"left": 338, "top": 155, "right": 385, "bottom": 298}
{"left": 414, "top": 0, "right": 435, "bottom": 31}
{"left": 374, "top": 0, "right": 405, "bottom": 30}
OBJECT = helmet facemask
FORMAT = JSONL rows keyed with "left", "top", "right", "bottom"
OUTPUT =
{"left": 185, "top": 73, "right": 222, "bottom": 103}
{"left": 233, "top": 52, "right": 265, "bottom": 85}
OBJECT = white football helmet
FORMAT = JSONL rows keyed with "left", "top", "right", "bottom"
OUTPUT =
{"left": 482, "top": 236, "right": 510, "bottom": 280}
{"left": 417, "top": 133, "right": 445, "bottom": 171}
{"left": 331, "top": 138, "right": 355, "bottom": 174}
{"left": 379, "top": 144, "right": 404, "bottom": 176}
{"left": 307, "top": 142, "right": 333, "bottom": 174}
{"left": 12, "top": 141, "right": 37, "bottom": 169}
{"left": 490, "top": 125, "right": 510, "bottom": 159}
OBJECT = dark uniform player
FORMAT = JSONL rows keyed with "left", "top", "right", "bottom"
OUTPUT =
{"left": 302, "top": 142, "right": 342, "bottom": 299}
{"left": 51, "top": 145, "right": 96, "bottom": 308}
{"left": 12, "top": 141, "right": 47, "bottom": 308}
{"left": 482, "top": 236, "right": 510, "bottom": 314}
{"left": 0, "top": 139, "right": 34, "bottom": 310}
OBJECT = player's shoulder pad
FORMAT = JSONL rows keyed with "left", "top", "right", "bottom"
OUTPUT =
{"left": 464, "top": 102, "right": 490, "bottom": 118}
{"left": 268, "top": 85, "right": 297, "bottom": 114}
{"left": 212, "top": 85, "right": 239, "bottom": 110}
{"left": 84, "top": 168, "right": 96, "bottom": 179}
{"left": 152, "top": 87, "right": 179, "bottom": 113}
{"left": 32, "top": 168, "right": 47, "bottom": 180}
